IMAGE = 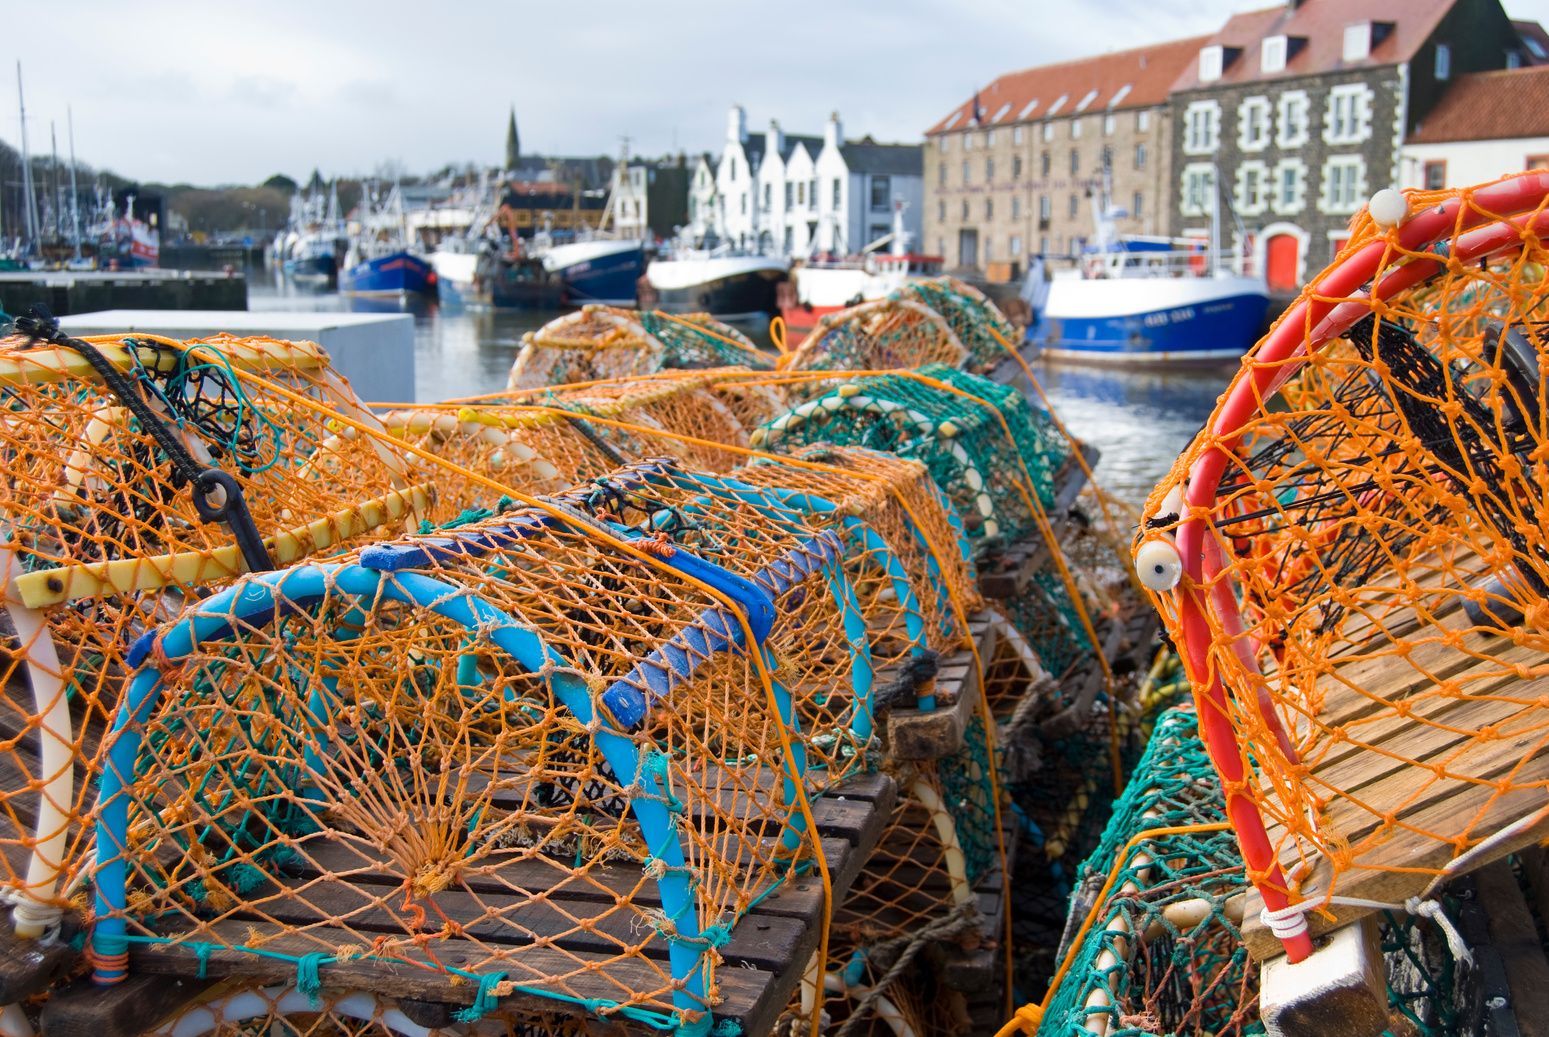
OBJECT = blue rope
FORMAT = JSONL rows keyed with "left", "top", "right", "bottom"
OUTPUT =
{"left": 195, "top": 943, "right": 213, "bottom": 980}
{"left": 454, "top": 970, "right": 510, "bottom": 1023}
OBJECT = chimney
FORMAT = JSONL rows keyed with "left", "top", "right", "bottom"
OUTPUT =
{"left": 768, "top": 118, "right": 784, "bottom": 156}
{"left": 727, "top": 105, "right": 747, "bottom": 143}
{"left": 825, "top": 111, "right": 843, "bottom": 150}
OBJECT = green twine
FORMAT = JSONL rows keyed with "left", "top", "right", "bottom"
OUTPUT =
{"left": 296, "top": 951, "right": 330, "bottom": 1007}
{"left": 710, "top": 1020, "right": 744, "bottom": 1036}
{"left": 419, "top": 505, "right": 496, "bottom": 534}
{"left": 195, "top": 943, "right": 213, "bottom": 979}
{"left": 453, "top": 970, "right": 510, "bottom": 1023}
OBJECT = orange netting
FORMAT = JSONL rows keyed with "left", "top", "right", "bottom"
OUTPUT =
{"left": 1135, "top": 172, "right": 1549, "bottom": 963}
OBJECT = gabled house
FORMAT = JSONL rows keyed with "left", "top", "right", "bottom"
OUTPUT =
{"left": 1401, "top": 65, "right": 1549, "bottom": 189}
{"left": 1167, "top": 0, "right": 1527, "bottom": 292}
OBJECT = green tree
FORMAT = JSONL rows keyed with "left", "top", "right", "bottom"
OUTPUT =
{"left": 262, "top": 174, "right": 298, "bottom": 194}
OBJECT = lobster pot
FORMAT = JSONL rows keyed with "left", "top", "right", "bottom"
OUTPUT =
{"left": 386, "top": 371, "right": 790, "bottom": 511}
{"left": 507, "top": 307, "right": 771, "bottom": 392}
{"left": 1036, "top": 709, "right": 1257, "bottom": 1037}
{"left": 0, "top": 332, "right": 434, "bottom": 922}
{"left": 886, "top": 277, "right": 1020, "bottom": 372}
{"left": 1137, "top": 175, "right": 1549, "bottom": 963}
{"left": 753, "top": 365, "right": 1070, "bottom": 547}
{"left": 731, "top": 445, "right": 985, "bottom": 668}
{"left": 89, "top": 464, "right": 887, "bottom": 1029}
{"left": 783, "top": 299, "right": 967, "bottom": 396}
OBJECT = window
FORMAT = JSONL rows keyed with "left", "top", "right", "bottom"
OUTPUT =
{"left": 740, "top": 193, "right": 747, "bottom": 214}
{"left": 1137, "top": 110, "right": 1150, "bottom": 132}
{"left": 763, "top": 184, "right": 771, "bottom": 210}
{"left": 1343, "top": 23, "right": 1371, "bottom": 62}
{"left": 1235, "top": 160, "right": 1270, "bottom": 215}
{"left": 1042, "top": 122, "right": 1055, "bottom": 142}
{"left": 962, "top": 200, "right": 970, "bottom": 219}
{"left": 939, "top": 238, "right": 947, "bottom": 256}
{"left": 1323, "top": 83, "right": 1373, "bottom": 144}
{"left": 1320, "top": 155, "right": 1367, "bottom": 214}
{"left": 729, "top": 158, "right": 736, "bottom": 179}
{"left": 784, "top": 183, "right": 793, "bottom": 212}
{"left": 962, "top": 160, "right": 970, "bottom": 184}
{"left": 1103, "top": 114, "right": 1115, "bottom": 135}
{"left": 985, "top": 199, "right": 993, "bottom": 219}
{"left": 1133, "top": 191, "right": 1143, "bottom": 218}
{"left": 783, "top": 226, "right": 793, "bottom": 251}
{"left": 939, "top": 200, "right": 946, "bottom": 222}
{"left": 1070, "top": 119, "right": 1083, "bottom": 139}
{"left": 1101, "top": 145, "right": 1113, "bottom": 171}
{"left": 939, "top": 135, "right": 949, "bottom": 151}
{"left": 939, "top": 162, "right": 946, "bottom": 186}
{"left": 1070, "top": 148, "right": 1080, "bottom": 175}
{"left": 1041, "top": 151, "right": 1051, "bottom": 176}
{"left": 1436, "top": 42, "right": 1452, "bottom": 80}
{"left": 1271, "top": 159, "right": 1308, "bottom": 214}
{"left": 1183, "top": 100, "right": 1221, "bottom": 154}
{"left": 870, "top": 175, "right": 890, "bottom": 211}
{"left": 1040, "top": 235, "right": 1048, "bottom": 254}
{"left": 809, "top": 180, "right": 817, "bottom": 210}
{"left": 1069, "top": 193, "right": 1078, "bottom": 218}
{"left": 797, "top": 181, "right": 805, "bottom": 205}
{"left": 1013, "top": 126, "right": 1024, "bottom": 144}
{"left": 1276, "top": 90, "right": 1310, "bottom": 148}
{"left": 986, "top": 158, "right": 995, "bottom": 182}
{"left": 1424, "top": 160, "right": 1446, "bottom": 190}
{"left": 1013, "top": 155, "right": 1023, "bottom": 179}
{"left": 1012, "top": 196, "right": 1021, "bottom": 218}
{"left": 832, "top": 178, "right": 840, "bottom": 208}
{"left": 1011, "top": 235, "right": 1022, "bottom": 256}
{"left": 1262, "top": 35, "right": 1288, "bottom": 73}
{"left": 1508, "top": 50, "right": 1522, "bottom": 70}
{"left": 1530, "top": 155, "right": 1549, "bottom": 170}
{"left": 1199, "top": 44, "right": 1225, "bottom": 82}
{"left": 987, "top": 129, "right": 996, "bottom": 146}
{"left": 963, "top": 133, "right": 973, "bottom": 150}
{"left": 1180, "top": 163, "right": 1215, "bottom": 217}
{"left": 1069, "top": 237, "right": 1082, "bottom": 257}
{"left": 1039, "top": 195, "right": 1051, "bottom": 224}
{"left": 1135, "top": 143, "right": 1147, "bottom": 169}
{"left": 1238, "top": 96, "right": 1271, "bottom": 151}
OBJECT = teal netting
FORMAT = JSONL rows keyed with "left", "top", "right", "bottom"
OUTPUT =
{"left": 635, "top": 311, "right": 774, "bottom": 370}
{"left": 754, "top": 363, "right": 1071, "bottom": 547}
{"left": 937, "top": 711, "right": 999, "bottom": 885}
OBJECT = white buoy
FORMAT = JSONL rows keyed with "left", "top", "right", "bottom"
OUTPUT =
{"left": 1135, "top": 538, "right": 1183, "bottom": 591}
{"left": 1156, "top": 483, "right": 1185, "bottom": 524}
{"left": 1368, "top": 188, "right": 1407, "bottom": 230}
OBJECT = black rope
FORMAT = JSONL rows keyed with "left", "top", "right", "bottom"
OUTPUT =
{"left": 13, "top": 305, "right": 274, "bottom": 574}
{"left": 559, "top": 409, "right": 627, "bottom": 466}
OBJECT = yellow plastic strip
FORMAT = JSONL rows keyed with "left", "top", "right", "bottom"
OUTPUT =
{"left": 0, "top": 335, "right": 327, "bottom": 388}
{"left": 13, "top": 482, "right": 434, "bottom": 608}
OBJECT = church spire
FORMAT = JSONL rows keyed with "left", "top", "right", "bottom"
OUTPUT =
{"left": 505, "top": 108, "right": 520, "bottom": 172}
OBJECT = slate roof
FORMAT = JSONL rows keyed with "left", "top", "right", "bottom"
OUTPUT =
{"left": 839, "top": 141, "right": 922, "bottom": 176}
{"left": 1408, "top": 65, "right": 1549, "bottom": 142}
{"left": 925, "top": 35, "right": 1209, "bottom": 135}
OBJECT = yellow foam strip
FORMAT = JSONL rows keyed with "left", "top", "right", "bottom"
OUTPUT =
{"left": 0, "top": 335, "right": 327, "bottom": 388}
{"left": 13, "top": 482, "right": 434, "bottom": 608}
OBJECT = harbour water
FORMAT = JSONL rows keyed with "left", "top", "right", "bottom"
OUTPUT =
{"left": 250, "top": 273, "right": 1232, "bottom": 510}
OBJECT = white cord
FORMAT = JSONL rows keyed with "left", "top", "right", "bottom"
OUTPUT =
{"left": 0, "top": 888, "right": 63, "bottom": 946}
{"left": 1259, "top": 894, "right": 1473, "bottom": 967}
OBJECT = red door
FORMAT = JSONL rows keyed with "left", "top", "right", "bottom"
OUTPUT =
{"left": 1266, "top": 234, "right": 1299, "bottom": 292}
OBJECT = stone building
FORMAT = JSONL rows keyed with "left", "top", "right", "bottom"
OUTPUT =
{"left": 923, "top": 36, "right": 1206, "bottom": 277}
{"left": 1167, "top": 0, "right": 1528, "bottom": 292}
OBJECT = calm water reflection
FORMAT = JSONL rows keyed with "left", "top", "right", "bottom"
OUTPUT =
{"left": 250, "top": 271, "right": 1231, "bottom": 509}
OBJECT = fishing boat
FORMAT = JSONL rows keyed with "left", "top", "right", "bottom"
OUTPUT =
{"left": 645, "top": 250, "right": 787, "bottom": 320}
{"left": 536, "top": 238, "right": 644, "bottom": 307}
{"left": 1031, "top": 165, "right": 1266, "bottom": 364}
{"left": 339, "top": 183, "right": 435, "bottom": 298}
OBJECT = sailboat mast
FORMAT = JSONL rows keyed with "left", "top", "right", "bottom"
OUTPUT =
{"left": 51, "top": 121, "right": 61, "bottom": 241}
{"left": 16, "top": 62, "right": 37, "bottom": 245}
{"left": 67, "top": 107, "right": 81, "bottom": 257}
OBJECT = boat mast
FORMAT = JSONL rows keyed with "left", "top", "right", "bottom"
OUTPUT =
{"left": 67, "top": 107, "right": 81, "bottom": 259}
{"left": 16, "top": 62, "right": 38, "bottom": 248}
{"left": 51, "top": 121, "right": 61, "bottom": 242}
{"left": 1209, "top": 163, "right": 1222, "bottom": 276}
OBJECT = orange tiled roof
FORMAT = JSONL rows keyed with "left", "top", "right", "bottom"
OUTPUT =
{"left": 1170, "top": 0, "right": 1455, "bottom": 91}
{"left": 1408, "top": 65, "right": 1549, "bottom": 142}
{"left": 924, "top": 35, "right": 1210, "bottom": 136}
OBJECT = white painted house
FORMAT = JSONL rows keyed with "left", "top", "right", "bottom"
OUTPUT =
{"left": 692, "top": 106, "right": 925, "bottom": 258}
{"left": 610, "top": 161, "right": 650, "bottom": 238}
{"left": 1400, "top": 65, "right": 1549, "bottom": 190}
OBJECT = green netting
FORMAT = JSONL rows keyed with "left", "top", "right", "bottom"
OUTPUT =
{"left": 752, "top": 363, "right": 1071, "bottom": 547}
{"left": 937, "top": 711, "right": 999, "bottom": 885}
{"left": 635, "top": 311, "right": 774, "bottom": 370}
{"left": 888, "top": 278, "right": 1019, "bottom": 371}
{"left": 1005, "top": 571, "right": 1092, "bottom": 679}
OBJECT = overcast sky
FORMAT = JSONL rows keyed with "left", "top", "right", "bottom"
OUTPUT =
{"left": 9, "top": 0, "right": 1549, "bottom": 187}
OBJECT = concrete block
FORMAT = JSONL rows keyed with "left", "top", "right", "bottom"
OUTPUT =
{"left": 57, "top": 309, "right": 415, "bottom": 404}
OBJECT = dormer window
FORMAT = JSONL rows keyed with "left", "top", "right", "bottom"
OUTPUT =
{"left": 1437, "top": 43, "right": 1453, "bottom": 80}
{"left": 1200, "top": 45, "right": 1225, "bottom": 82}
{"left": 1262, "top": 36, "right": 1287, "bottom": 73}
{"left": 1344, "top": 21, "right": 1394, "bottom": 62}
